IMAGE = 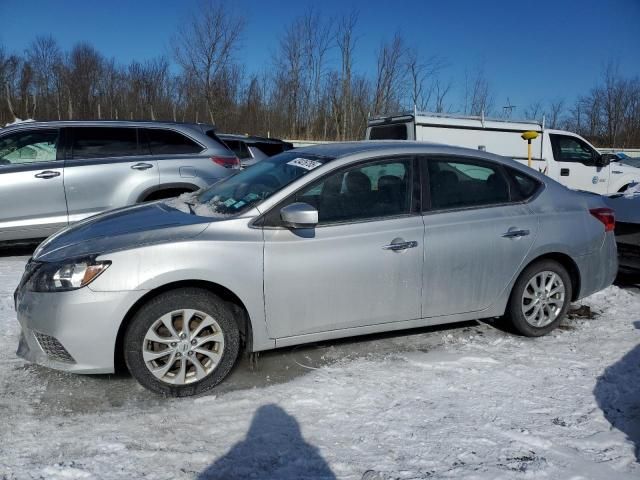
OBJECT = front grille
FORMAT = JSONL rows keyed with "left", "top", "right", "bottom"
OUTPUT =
{"left": 33, "top": 331, "right": 76, "bottom": 364}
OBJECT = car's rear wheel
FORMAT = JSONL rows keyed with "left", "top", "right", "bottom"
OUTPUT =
{"left": 506, "top": 259, "right": 572, "bottom": 336}
{"left": 124, "top": 288, "right": 240, "bottom": 396}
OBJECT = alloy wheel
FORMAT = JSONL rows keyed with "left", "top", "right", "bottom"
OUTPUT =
{"left": 142, "top": 309, "right": 225, "bottom": 385}
{"left": 521, "top": 271, "right": 566, "bottom": 328}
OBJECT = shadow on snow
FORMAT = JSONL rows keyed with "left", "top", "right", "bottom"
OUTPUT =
{"left": 594, "top": 342, "right": 640, "bottom": 462}
{"left": 198, "top": 404, "right": 336, "bottom": 480}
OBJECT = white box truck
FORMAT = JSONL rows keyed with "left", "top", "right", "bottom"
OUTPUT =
{"left": 365, "top": 111, "right": 640, "bottom": 194}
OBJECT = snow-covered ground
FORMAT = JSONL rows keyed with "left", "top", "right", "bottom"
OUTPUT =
{"left": 0, "top": 254, "right": 639, "bottom": 480}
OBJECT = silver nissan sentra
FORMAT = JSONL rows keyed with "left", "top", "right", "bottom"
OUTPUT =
{"left": 14, "top": 142, "right": 617, "bottom": 396}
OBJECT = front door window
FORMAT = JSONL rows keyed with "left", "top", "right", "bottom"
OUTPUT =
{"left": 0, "top": 129, "right": 59, "bottom": 166}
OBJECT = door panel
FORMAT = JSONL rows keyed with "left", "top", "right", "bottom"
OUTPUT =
{"left": 263, "top": 216, "right": 424, "bottom": 338}
{"left": 0, "top": 163, "right": 67, "bottom": 241}
{"left": 422, "top": 204, "right": 538, "bottom": 316}
{"left": 63, "top": 127, "right": 159, "bottom": 222}
{"left": 549, "top": 134, "right": 609, "bottom": 193}
{"left": 0, "top": 128, "right": 67, "bottom": 241}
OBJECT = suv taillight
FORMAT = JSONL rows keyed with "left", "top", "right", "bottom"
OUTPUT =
{"left": 589, "top": 207, "right": 615, "bottom": 232}
{"left": 212, "top": 156, "right": 240, "bottom": 169}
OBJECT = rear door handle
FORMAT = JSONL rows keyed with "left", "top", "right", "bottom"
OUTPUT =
{"left": 382, "top": 240, "right": 418, "bottom": 251}
{"left": 502, "top": 229, "right": 530, "bottom": 238}
{"left": 560, "top": 168, "right": 570, "bottom": 176}
{"left": 131, "top": 163, "right": 153, "bottom": 170}
{"left": 34, "top": 170, "right": 60, "bottom": 179}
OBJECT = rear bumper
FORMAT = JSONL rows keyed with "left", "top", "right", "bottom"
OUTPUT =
{"left": 574, "top": 232, "right": 618, "bottom": 300}
{"left": 615, "top": 222, "right": 640, "bottom": 273}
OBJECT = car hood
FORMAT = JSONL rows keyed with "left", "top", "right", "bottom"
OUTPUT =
{"left": 33, "top": 202, "right": 213, "bottom": 263}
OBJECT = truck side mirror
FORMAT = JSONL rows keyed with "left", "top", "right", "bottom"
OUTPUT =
{"left": 596, "top": 154, "right": 615, "bottom": 167}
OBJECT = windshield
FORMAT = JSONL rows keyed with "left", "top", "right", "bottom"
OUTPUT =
{"left": 168, "top": 151, "right": 333, "bottom": 217}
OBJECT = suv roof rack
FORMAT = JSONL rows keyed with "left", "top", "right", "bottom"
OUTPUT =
{"left": 368, "top": 109, "right": 545, "bottom": 129}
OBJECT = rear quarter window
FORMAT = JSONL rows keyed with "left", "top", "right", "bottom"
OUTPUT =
{"left": 369, "top": 124, "right": 408, "bottom": 140}
{"left": 254, "top": 142, "right": 290, "bottom": 157}
{"left": 506, "top": 167, "right": 542, "bottom": 201}
{"left": 144, "top": 128, "right": 203, "bottom": 155}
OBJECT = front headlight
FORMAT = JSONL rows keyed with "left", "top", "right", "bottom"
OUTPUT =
{"left": 26, "top": 258, "right": 111, "bottom": 292}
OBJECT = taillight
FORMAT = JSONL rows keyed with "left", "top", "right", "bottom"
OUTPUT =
{"left": 211, "top": 156, "right": 240, "bottom": 169}
{"left": 589, "top": 207, "right": 615, "bottom": 232}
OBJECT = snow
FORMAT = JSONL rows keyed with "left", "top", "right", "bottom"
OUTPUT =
{"left": 622, "top": 182, "right": 640, "bottom": 198}
{"left": 163, "top": 191, "right": 233, "bottom": 218}
{"left": 4, "top": 118, "right": 35, "bottom": 127}
{"left": 0, "top": 255, "right": 639, "bottom": 479}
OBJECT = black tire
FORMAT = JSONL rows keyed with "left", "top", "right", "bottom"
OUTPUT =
{"left": 506, "top": 259, "right": 572, "bottom": 337}
{"left": 124, "top": 288, "right": 240, "bottom": 397}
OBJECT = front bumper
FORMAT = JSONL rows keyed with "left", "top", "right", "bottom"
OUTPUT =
{"left": 15, "top": 283, "right": 142, "bottom": 374}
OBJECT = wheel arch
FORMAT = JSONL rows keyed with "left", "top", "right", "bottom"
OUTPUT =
{"left": 518, "top": 252, "right": 581, "bottom": 302}
{"left": 114, "top": 280, "right": 253, "bottom": 372}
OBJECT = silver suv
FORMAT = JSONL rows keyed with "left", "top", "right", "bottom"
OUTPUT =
{"left": 0, "top": 120, "right": 238, "bottom": 243}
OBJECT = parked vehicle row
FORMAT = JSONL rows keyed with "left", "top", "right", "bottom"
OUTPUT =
{"left": 0, "top": 121, "right": 239, "bottom": 244}
{"left": 217, "top": 133, "right": 293, "bottom": 169}
{"left": 14, "top": 141, "right": 617, "bottom": 396}
{"left": 366, "top": 111, "right": 640, "bottom": 195}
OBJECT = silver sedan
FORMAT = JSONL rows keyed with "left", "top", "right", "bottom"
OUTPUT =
{"left": 14, "top": 142, "right": 618, "bottom": 396}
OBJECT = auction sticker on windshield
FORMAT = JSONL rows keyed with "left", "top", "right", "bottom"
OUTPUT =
{"left": 287, "top": 158, "right": 323, "bottom": 170}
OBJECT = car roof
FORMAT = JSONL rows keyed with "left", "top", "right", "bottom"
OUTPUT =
{"left": 292, "top": 140, "right": 493, "bottom": 159}
{"left": 1, "top": 120, "right": 213, "bottom": 132}
{"left": 293, "top": 140, "right": 551, "bottom": 180}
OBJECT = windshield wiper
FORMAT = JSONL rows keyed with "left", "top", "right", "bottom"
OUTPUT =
{"left": 184, "top": 201, "right": 196, "bottom": 214}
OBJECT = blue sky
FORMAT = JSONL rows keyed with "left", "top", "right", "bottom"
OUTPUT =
{"left": 1, "top": 0, "right": 639, "bottom": 115}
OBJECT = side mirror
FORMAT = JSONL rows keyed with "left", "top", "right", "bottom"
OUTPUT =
{"left": 596, "top": 153, "right": 614, "bottom": 167}
{"left": 280, "top": 202, "right": 318, "bottom": 229}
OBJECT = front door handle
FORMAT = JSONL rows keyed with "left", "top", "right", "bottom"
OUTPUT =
{"left": 560, "top": 168, "right": 570, "bottom": 176}
{"left": 34, "top": 170, "right": 60, "bottom": 179}
{"left": 502, "top": 229, "right": 530, "bottom": 239}
{"left": 382, "top": 240, "right": 418, "bottom": 251}
{"left": 131, "top": 162, "right": 153, "bottom": 170}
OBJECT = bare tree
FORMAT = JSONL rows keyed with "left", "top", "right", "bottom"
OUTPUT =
{"left": 601, "top": 61, "right": 628, "bottom": 146}
{"left": 26, "top": 36, "right": 61, "bottom": 119}
{"left": 173, "top": 0, "right": 244, "bottom": 125}
{"left": 336, "top": 10, "right": 358, "bottom": 140}
{"left": 434, "top": 79, "right": 452, "bottom": 113}
{"left": 373, "top": 33, "right": 406, "bottom": 115}
{"left": 463, "top": 66, "right": 493, "bottom": 116}
{"left": 547, "top": 99, "right": 565, "bottom": 129}
{"left": 404, "top": 48, "right": 446, "bottom": 111}
{"left": 524, "top": 101, "right": 543, "bottom": 121}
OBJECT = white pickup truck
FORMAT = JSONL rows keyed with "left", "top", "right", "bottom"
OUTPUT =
{"left": 365, "top": 111, "right": 640, "bottom": 194}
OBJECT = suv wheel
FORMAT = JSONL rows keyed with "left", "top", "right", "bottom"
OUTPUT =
{"left": 506, "top": 260, "right": 572, "bottom": 337}
{"left": 124, "top": 288, "right": 240, "bottom": 396}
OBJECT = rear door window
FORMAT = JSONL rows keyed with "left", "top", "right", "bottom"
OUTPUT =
{"left": 425, "top": 157, "right": 510, "bottom": 210}
{"left": 144, "top": 128, "right": 203, "bottom": 155}
{"left": 71, "top": 127, "right": 138, "bottom": 159}
{"left": 368, "top": 124, "right": 408, "bottom": 140}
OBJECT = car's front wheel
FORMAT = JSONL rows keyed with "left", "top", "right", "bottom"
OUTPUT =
{"left": 506, "top": 259, "right": 572, "bottom": 337}
{"left": 124, "top": 288, "right": 240, "bottom": 397}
